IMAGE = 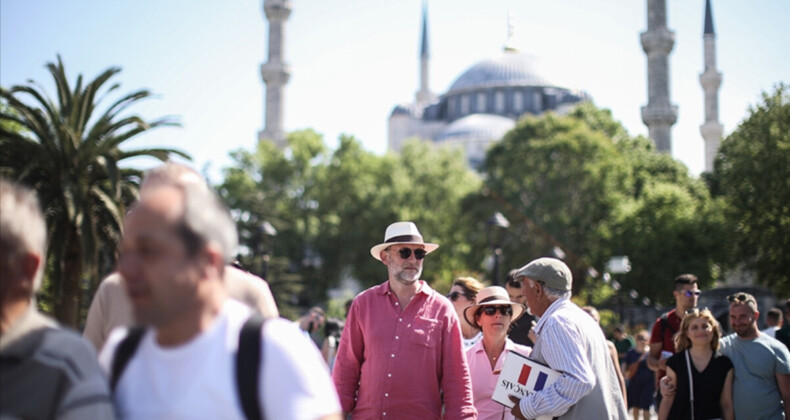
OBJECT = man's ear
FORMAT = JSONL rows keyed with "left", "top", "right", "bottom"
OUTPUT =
{"left": 379, "top": 249, "right": 389, "bottom": 265}
{"left": 20, "top": 252, "right": 41, "bottom": 289}
{"left": 198, "top": 242, "right": 225, "bottom": 279}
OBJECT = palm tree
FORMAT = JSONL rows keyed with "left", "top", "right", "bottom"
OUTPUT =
{"left": 0, "top": 55, "right": 189, "bottom": 327}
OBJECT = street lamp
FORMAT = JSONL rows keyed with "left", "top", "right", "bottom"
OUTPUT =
{"left": 606, "top": 255, "right": 631, "bottom": 325}
{"left": 486, "top": 212, "right": 510, "bottom": 285}
{"left": 253, "top": 221, "right": 277, "bottom": 279}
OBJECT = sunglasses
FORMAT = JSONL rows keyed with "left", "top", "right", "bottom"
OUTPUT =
{"left": 727, "top": 293, "right": 749, "bottom": 303}
{"left": 684, "top": 307, "right": 710, "bottom": 315}
{"left": 397, "top": 248, "right": 426, "bottom": 260}
{"left": 446, "top": 291, "right": 470, "bottom": 302}
{"left": 480, "top": 305, "right": 513, "bottom": 316}
{"left": 683, "top": 290, "right": 702, "bottom": 297}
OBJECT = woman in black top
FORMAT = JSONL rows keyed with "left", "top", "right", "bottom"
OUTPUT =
{"left": 658, "top": 308, "right": 734, "bottom": 420}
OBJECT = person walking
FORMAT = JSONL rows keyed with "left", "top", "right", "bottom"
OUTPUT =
{"left": 624, "top": 330, "right": 654, "bottom": 420}
{"left": 98, "top": 163, "right": 340, "bottom": 419}
{"left": 463, "top": 286, "right": 530, "bottom": 420}
{"left": 0, "top": 180, "right": 114, "bottom": 420}
{"left": 509, "top": 257, "right": 627, "bottom": 420}
{"left": 332, "top": 221, "right": 476, "bottom": 419}
{"left": 657, "top": 308, "right": 733, "bottom": 420}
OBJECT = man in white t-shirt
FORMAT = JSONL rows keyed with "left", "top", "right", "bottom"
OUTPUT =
{"left": 98, "top": 162, "right": 341, "bottom": 420}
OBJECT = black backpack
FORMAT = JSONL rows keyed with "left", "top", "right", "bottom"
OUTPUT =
{"left": 110, "top": 313, "right": 265, "bottom": 420}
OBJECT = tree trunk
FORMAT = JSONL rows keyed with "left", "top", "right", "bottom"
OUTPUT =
{"left": 55, "top": 224, "right": 82, "bottom": 328}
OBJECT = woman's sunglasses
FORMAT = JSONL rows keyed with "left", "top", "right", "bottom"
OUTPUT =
{"left": 480, "top": 305, "right": 513, "bottom": 316}
{"left": 446, "top": 291, "right": 470, "bottom": 302}
{"left": 397, "top": 248, "right": 426, "bottom": 260}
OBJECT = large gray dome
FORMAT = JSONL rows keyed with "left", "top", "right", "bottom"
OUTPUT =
{"left": 448, "top": 52, "right": 551, "bottom": 94}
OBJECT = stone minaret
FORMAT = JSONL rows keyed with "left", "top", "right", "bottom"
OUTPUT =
{"left": 641, "top": 0, "right": 678, "bottom": 153}
{"left": 699, "top": 0, "right": 723, "bottom": 172}
{"left": 415, "top": 1, "right": 435, "bottom": 105}
{"left": 259, "top": 0, "right": 292, "bottom": 148}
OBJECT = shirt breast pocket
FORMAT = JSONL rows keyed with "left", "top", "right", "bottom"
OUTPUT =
{"left": 410, "top": 316, "right": 439, "bottom": 348}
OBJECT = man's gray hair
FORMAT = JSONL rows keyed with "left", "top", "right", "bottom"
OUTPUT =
{"left": 142, "top": 162, "right": 238, "bottom": 263}
{"left": 0, "top": 179, "right": 47, "bottom": 291}
{"left": 528, "top": 278, "right": 571, "bottom": 301}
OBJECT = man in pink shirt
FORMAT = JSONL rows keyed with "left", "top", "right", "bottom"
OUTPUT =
{"left": 332, "top": 222, "right": 476, "bottom": 419}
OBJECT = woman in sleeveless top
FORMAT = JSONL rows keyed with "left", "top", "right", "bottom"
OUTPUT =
{"left": 658, "top": 308, "right": 734, "bottom": 420}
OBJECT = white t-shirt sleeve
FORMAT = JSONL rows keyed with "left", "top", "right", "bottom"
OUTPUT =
{"left": 261, "top": 319, "right": 341, "bottom": 420}
{"left": 97, "top": 326, "right": 131, "bottom": 375}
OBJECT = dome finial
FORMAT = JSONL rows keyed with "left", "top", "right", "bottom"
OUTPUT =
{"left": 504, "top": 10, "right": 518, "bottom": 53}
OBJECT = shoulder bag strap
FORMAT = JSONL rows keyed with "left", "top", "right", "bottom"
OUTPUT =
{"left": 236, "top": 312, "right": 266, "bottom": 420}
{"left": 685, "top": 350, "right": 695, "bottom": 420}
{"left": 110, "top": 327, "right": 146, "bottom": 392}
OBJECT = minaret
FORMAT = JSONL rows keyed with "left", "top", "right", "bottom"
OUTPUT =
{"left": 415, "top": 1, "right": 435, "bottom": 105}
{"left": 259, "top": 0, "right": 292, "bottom": 148}
{"left": 699, "top": 0, "right": 723, "bottom": 172}
{"left": 640, "top": 0, "right": 678, "bottom": 153}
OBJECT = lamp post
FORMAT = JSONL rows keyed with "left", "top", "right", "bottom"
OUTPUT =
{"left": 486, "top": 212, "right": 510, "bottom": 285}
{"left": 253, "top": 221, "right": 277, "bottom": 280}
{"left": 606, "top": 255, "right": 631, "bottom": 324}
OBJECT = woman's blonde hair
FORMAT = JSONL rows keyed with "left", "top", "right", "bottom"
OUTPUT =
{"left": 674, "top": 308, "right": 721, "bottom": 353}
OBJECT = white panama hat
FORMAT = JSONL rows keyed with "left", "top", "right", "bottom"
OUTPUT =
{"left": 463, "top": 286, "right": 526, "bottom": 328}
{"left": 370, "top": 221, "right": 439, "bottom": 261}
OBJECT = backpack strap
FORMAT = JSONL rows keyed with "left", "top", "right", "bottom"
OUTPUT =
{"left": 110, "top": 326, "right": 146, "bottom": 392}
{"left": 236, "top": 312, "right": 266, "bottom": 420}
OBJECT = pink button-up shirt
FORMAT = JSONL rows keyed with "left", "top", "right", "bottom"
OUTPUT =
{"left": 332, "top": 280, "right": 476, "bottom": 419}
{"left": 466, "top": 338, "right": 531, "bottom": 420}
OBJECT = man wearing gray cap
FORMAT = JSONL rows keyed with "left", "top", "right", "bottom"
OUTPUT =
{"left": 509, "top": 257, "right": 627, "bottom": 420}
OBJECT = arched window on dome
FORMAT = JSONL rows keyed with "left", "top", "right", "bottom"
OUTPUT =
{"left": 495, "top": 91, "right": 505, "bottom": 113}
{"left": 534, "top": 92, "right": 543, "bottom": 112}
{"left": 476, "top": 92, "right": 487, "bottom": 113}
{"left": 460, "top": 94, "right": 470, "bottom": 116}
{"left": 513, "top": 91, "right": 524, "bottom": 113}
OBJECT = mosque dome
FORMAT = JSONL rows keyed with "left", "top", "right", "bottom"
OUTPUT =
{"left": 447, "top": 52, "right": 551, "bottom": 95}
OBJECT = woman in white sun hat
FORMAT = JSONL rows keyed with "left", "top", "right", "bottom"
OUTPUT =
{"left": 463, "top": 286, "right": 531, "bottom": 420}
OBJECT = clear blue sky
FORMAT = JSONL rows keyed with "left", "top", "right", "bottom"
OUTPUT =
{"left": 2, "top": 0, "right": 788, "bottom": 181}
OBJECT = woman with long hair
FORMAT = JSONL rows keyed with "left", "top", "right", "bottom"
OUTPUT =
{"left": 463, "top": 286, "right": 530, "bottom": 420}
{"left": 447, "top": 276, "right": 485, "bottom": 349}
{"left": 658, "top": 308, "right": 734, "bottom": 420}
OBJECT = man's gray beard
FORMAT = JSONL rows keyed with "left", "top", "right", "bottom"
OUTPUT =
{"left": 396, "top": 269, "right": 422, "bottom": 284}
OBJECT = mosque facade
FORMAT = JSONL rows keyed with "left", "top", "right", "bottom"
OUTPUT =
{"left": 386, "top": 6, "right": 589, "bottom": 169}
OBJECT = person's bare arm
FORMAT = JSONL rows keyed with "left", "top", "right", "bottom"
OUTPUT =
{"left": 777, "top": 373, "right": 790, "bottom": 419}
{"left": 608, "top": 341, "right": 627, "bottom": 406}
{"left": 657, "top": 367, "right": 677, "bottom": 420}
{"left": 647, "top": 341, "right": 666, "bottom": 371}
{"left": 720, "top": 368, "right": 734, "bottom": 420}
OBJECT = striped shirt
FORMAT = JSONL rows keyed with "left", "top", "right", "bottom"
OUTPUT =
{"left": 518, "top": 298, "right": 627, "bottom": 419}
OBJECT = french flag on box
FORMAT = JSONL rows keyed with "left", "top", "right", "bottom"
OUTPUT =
{"left": 492, "top": 350, "right": 562, "bottom": 409}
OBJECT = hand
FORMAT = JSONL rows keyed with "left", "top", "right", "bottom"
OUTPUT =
{"left": 660, "top": 376, "right": 676, "bottom": 398}
{"left": 509, "top": 395, "right": 527, "bottom": 420}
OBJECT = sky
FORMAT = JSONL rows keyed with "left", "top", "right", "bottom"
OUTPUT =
{"left": 2, "top": 0, "right": 788, "bottom": 182}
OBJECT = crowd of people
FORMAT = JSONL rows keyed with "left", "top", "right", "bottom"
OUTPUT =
{"left": 2, "top": 163, "right": 789, "bottom": 420}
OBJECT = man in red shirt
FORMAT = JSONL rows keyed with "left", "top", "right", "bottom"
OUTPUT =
{"left": 332, "top": 222, "right": 476, "bottom": 419}
{"left": 646, "top": 273, "right": 699, "bottom": 407}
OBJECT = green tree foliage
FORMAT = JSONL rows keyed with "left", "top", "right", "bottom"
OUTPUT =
{"left": 710, "top": 84, "right": 790, "bottom": 295}
{"left": 0, "top": 56, "right": 188, "bottom": 327}
{"left": 219, "top": 133, "right": 482, "bottom": 314}
{"left": 482, "top": 103, "right": 726, "bottom": 307}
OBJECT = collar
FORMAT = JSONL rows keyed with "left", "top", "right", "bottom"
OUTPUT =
{"left": 533, "top": 297, "right": 570, "bottom": 335}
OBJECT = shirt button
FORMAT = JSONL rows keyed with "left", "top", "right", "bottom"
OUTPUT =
{"left": 385, "top": 393, "right": 389, "bottom": 397}
{"left": 399, "top": 318, "right": 402, "bottom": 322}
{"left": 395, "top": 336, "right": 399, "bottom": 340}
{"left": 391, "top": 354, "right": 395, "bottom": 357}
{"left": 383, "top": 413, "right": 387, "bottom": 416}
{"left": 388, "top": 373, "right": 392, "bottom": 377}
{"left": 395, "top": 302, "right": 399, "bottom": 306}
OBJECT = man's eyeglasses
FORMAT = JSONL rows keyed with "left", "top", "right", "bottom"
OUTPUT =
{"left": 397, "top": 248, "right": 426, "bottom": 260}
{"left": 480, "top": 306, "right": 513, "bottom": 316}
{"left": 446, "top": 291, "right": 469, "bottom": 302}
{"left": 683, "top": 290, "right": 702, "bottom": 297}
